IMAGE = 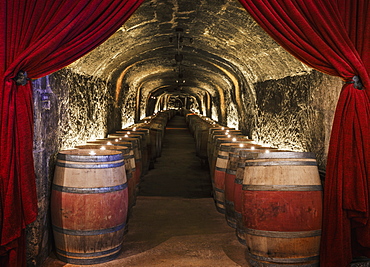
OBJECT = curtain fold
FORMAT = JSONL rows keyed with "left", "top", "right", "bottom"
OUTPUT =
{"left": 238, "top": 0, "right": 370, "bottom": 266}
{"left": 0, "top": 0, "right": 143, "bottom": 266}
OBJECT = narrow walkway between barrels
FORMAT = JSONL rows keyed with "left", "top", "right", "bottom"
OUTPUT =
{"left": 114, "top": 114, "right": 248, "bottom": 266}
{"left": 139, "top": 114, "right": 212, "bottom": 198}
{"left": 43, "top": 114, "right": 248, "bottom": 267}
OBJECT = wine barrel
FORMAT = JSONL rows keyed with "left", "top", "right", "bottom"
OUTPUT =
{"left": 75, "top": 144, "right": 136, "bottom": 212}
{"left": 207, "top": 127, "right": 235, "bottom": 146}
{"left": 120, "top": 128, "right": 152, "bottom": 171}
{"left": 232, "top": 148, "right": 277, "bottom": 245}
{"left": 128, "top": 124, "right": 160, "bottom": 164}
{"left": 194, "top": 121, "right": 213, "bottom": 161}
{"left": 86, "top": 139, "right": 140, "bottom": 195}
{"left": 144, "top": 119, "right": 166, "bottom": 158}
{"left": 110, "top": 131, "right": 149, "bottom": 175}
{"left": 208, "top": 132, "right": 243, "bottom": 170}
{"left": 207, "top": 127, "right": 234, "bottom": 166}
{"left": 210, "top": 137, "right": 254, "bottom": 177}
{"left": 223, "top": 146, "right": 270, "bottom": 230}
{"left": 242, "top": 152, "right": 322, "bottom": 266}
{"left": 213, "top": 142, "right": 259, "bottom": 215}
{"left": 51, "top": 149, "right": 128, "bottom": 265}
{"left": 95, "top": 138, "right": 142, "bottom": 189}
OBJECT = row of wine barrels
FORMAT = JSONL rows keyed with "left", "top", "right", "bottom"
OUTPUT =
{"left": 213, "top": 141, "right": 262, "bottom": 214}
{"left": 217, "top": 142, "right": 322, "bottom": 266}
{"left": 50, "top": 109, "right": 175, "bottom": 264}
{"left": 187, "top": 113, "right": 221, "bottom": 162}
{"left": 113, "top": 129, "right": 150, "bottom": 175}
{"left": 183, "top": 110, "right": 223, "bottom": 166}
{"left": 184, "top": 112, "right": 323, "bottom": 267}
{"left": 139, "top": 110, "right": 176, "bottom": 159}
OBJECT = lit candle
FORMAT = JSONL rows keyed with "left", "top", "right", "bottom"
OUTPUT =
{"left": 89, "top": 151, "right": 96, "bottom": 156}
{"left": 227, "top": 135, "right": 231, "bottom": 138}
{"left": 115, "top": 139, "right": 119, "bottom": 142}
{"left": 100, "top": 146, "right": 106, "bottom": 150}
{"left": 232, "top": 138, "right": 236, "bottom": 142}
{"left": 251, "top": 146, "right": 255, "bottom": 150}
{"left": 107, "top": 141, "right": 112, "bottom": 145}
{"left": 127, "top": 131, "right": 130, "bottom": 135}
{"left": 124, "top": 134, "right": 128, "bottom": 137}
{"left": 265, "top": 149, "right": 270, "bottom": 153}
{"left": 221, "top": 127, "right": 224, "bottom": 130}
{"left": 239, "top": 144, "right": 244, "bottom": 148}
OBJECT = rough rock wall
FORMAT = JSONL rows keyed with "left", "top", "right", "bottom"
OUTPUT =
{"left": 244, "top": 70, "right": 342, "bottom": 170}
{"left": 28, "top": 69, "right": 118, "bottom": 266}
{"left": 121, "top": 85, "right": 138, "bottom": 127}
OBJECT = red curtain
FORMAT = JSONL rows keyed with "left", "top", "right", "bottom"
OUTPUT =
{"left": 0, "top": 0, "right": 143, "bottom": 266}
{"left": 238, "top": 1, "right": 370, "bottom": 266}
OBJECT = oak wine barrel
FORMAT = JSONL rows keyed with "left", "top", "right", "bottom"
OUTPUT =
{"left": 51, "top": 149, "right": 128, "bottom": 265}
{"left": 213, "top": 142, "right": 259, "bottom": 214}
{"left": 242, "top": 152, "right": 322, "bottom": 266}
{"left": 233, "top": 148, "right": 278, "bottom": 245}
{"left": 94, "top": 138, "right": 142, "bottom": 189}
{"left": 75, "top": 144, "right": 136, "bottom": 212}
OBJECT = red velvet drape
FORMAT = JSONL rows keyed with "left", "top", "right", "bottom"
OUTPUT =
{"left": 0, "top": 0, "right": 143, "bottom": 266}
{"left": 238, "top": 1, "right": 370, "bottom": 266}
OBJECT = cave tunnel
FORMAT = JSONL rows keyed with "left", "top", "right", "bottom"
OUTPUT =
{"left": 10, "top": 0, "right": 362, "bottom": 266}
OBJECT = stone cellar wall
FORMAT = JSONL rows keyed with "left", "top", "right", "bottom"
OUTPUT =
{"left": 244, "top": 70, "right": 342, "bottom": 170}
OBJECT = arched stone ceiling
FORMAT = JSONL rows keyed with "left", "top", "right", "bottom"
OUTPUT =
{"left": 67, "top": 0, "right": 312, "bottom": 118}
